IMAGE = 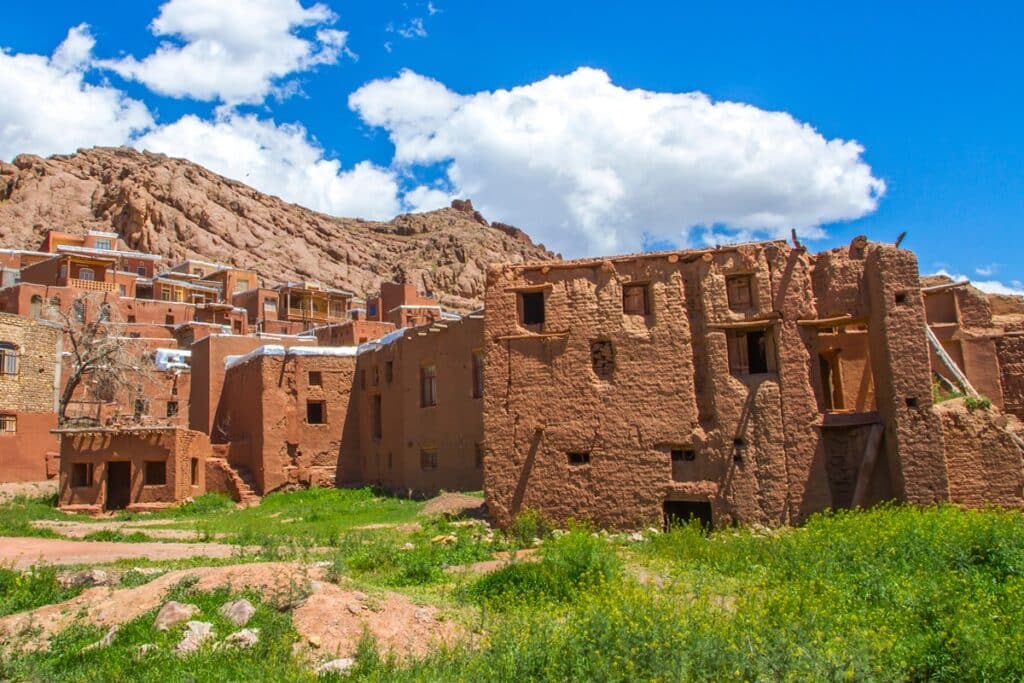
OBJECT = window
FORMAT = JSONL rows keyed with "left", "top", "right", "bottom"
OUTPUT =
{"left": 127, "top": 314, "right": 136, "bottom": 324}
{"left": 373, "top": 366, "right": 380, "bottom": 386}
{"left": 475, "top": 443, "right": 484, "bottom": 469}
{"left": 568, "top": 452, "right": 591, "bottom": 466}
{"left": 165, "top": 314, "right": 175, "bottom": 326}
{"left": 166, "top": 401, "right": 179, "bottom": 418}
{"left": 137, "top": 265, "right": 146, "bottom": 277}
{"left": 264, "top": 299, "right": 277, "bottom": 313}
{"left": 0, "top": 414, "right": 16, "bottom": 432}
{"left": 134, "top": 398, "right": 149, "bottom": 416}
{"left": 99, "top": 304, "right": 110, "bottom": 322}
{"left": 472, "top": 350, "right": 485, "bottom": 398}
{"left": 420, "top": 448, "right": 438, "bottom": 470}
{"left": 590, "top": 340, "right": 615, "bottom": 380}
{"left": 367, "top": 303, "right": 377, "bottom": 317}
{"left": 330, "top": 301, "right": 344, "bottom": 317}
{"left": 385, "top": 361, "right": 393, "bottom": 384}
{"left": 78, "top": 267, "right": 95, "bottom": 281}
{"left": 144, "top": 461, "right": 167, "bottom": 486}
{"left": 726, "top": 275, "right": 754, "bottom": 311}
{"left": 0, "top": 342, "right": 18, "bottom": 376}
{"left": 622, "top": 283, "right": 650, "bottom": 315}
{"left": 308, "top": 371, "right": 322, "bottom": 386}
{"left": 29, "top": 295, "right": 42, "bottom": 318}
{"left": 421, "top": 364, "right": 438, "bottom": 407}
{"left": 727, "top": 328, "right": 777, "bottom": 375}
{"left": 94, "top": 239, "right": 112, "bottom": 250}
{"left": 173, "top": 288, "right": 185, "bottom": 303}
{"left": 232, "top": 320, "right": 242, "bottom": 334}
{"left": 235, "top": 279, "right": 250, "bottom": 293}
{"left": 118, "top": 284, "right": 127, "bottom": 297}
{"left": 71, "top": 462, "right": 93, "bottom": 487}
{"left": 372, "top": 395, "right": 382, "bottom": 439}
{"left": 520, "top": 291, "right": 545, "bottom": 326}
{"left": 161, "top": 288, "right": 172, "bottom": 302}
{"left": 671, "top": 449, "right": 696, "bottom": 462}
{"left": 59, "top": 264, "right": 68, "bottom": 280}
{"left": 193, "top": 268, "right": 204, "bottom": 276}
{"left": 306, "top": 400, "right": 326, "bottom": 424}
{"left": 73, "top": 300, "right": 85, "bottom": 322}
{"left": 190, "top": 458, "right": 199, "bottom": 485}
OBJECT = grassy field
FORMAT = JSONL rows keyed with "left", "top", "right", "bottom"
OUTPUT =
{"left": 2, "top": 490, "right": 1023, "bottom": 681}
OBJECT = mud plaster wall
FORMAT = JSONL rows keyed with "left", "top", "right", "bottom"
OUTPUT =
{"left": 355, "top": 317, "right": 484, "bottom": 496}
{"left": 997, "top": 337, "right": 1024, "bottom": 419}
{"left": 938, "top": 401, "right": 1023, "bottom": 507}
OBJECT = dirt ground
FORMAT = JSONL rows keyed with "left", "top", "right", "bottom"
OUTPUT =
{"left": 31, "top": 519, "right": 219, "bottom": 541}
{"left": 0, "top": 536, "right": 248, "bottom": 570}
{"left": 0, "top": 480, "right": 57, "bottom": 504}
{"left": 419, "top": 492, "right": 486, "bottom": 518}
{"left": 0, "top": 561, "right": 462, "bottom": 660}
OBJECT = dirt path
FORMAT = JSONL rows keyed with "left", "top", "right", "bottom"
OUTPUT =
{"left": 0, "top": 480, "right": 57, "bottom": 504}
{"left": 31, "top": 520, "right": 218, "bottom": 541}
{"left": 0, "top": 536, "right": 248, "bottom": 569}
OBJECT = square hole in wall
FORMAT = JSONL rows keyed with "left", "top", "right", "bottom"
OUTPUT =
{"left": 567, "top": 451, "right": 591, "bottom": 466}
{"left": 671, "top": 449, "right": 696, "bottom": 462}
{"left": 726, "top": 274, "right": 755, "bottom": 311}
{"left": 306, "top": 400, "right": 326, "bottom": 424}
{"left": 420, "top": 448, "right": 438, "bottom": 470}
{"left": 308, "top": 371, "right": 322, "bottom": 386}
{"left": 71, "top": 462, "right": 93, "bottom": 488}
{"left": 519, "top": 291, "right": 545, "bottom": 326}
{"left": 622, "top": 283, "right": 650, "bottom": 315}
{"left": 906, "top": 397, "right": 919, "bottom": 408}
{"left": 190, "top": 458, "right": 199, "bottom": 486}
{"left": 166, "top": 401, "right": 179, "bottom": 418}
{"left": 144, "top": 460, "right": 166, "bottom": 486}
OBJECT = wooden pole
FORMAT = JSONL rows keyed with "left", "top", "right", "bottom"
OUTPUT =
{"left": 925, "top": 325, "right": 978, "bottom": 396}
{"left": 851, "top": 423, "right": 884, "bottom": 508}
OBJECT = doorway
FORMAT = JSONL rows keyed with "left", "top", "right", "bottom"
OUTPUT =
{"left": 663, "top": 500, "right": 713, "bottom": 530}
{"left": 106, "top": 462, "right": 131, "bottom": 511}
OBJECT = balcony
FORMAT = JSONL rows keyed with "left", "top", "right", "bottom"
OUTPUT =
{"left": 67, "top": 278, "right": 117, "bottom": 293}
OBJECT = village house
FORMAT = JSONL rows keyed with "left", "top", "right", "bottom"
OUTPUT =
{"left": 0, "top": 311, "right": 62, "bottom": 481}
{"left": 482, "top": 237, "right": 1024, "bottom": 530}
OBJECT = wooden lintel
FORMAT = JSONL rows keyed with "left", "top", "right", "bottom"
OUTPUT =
{"left": 495, "top": 331, "right": 570, "bottom": 341}
{"left": 922, "top": 280, "right": 970, "bottom": 294}
{"left": 707, "top": 316, "right": 780, "bottom": 330}
{"left": 504, "top": 283, "right": 554, "bottom": 293}
{"left": 797, "top": 315, "right": 866, "bottom": 327}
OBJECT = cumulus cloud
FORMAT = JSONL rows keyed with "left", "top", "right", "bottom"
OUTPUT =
{"left": 136, "top": 113, "right": 401, "bottom": 220}
{"left": 930, "top": 269, "right": 1024, "bottom": 297}
{"left": 102, "top": 0, "right": 352, "bottom": 105}
{"left": 350, "top": 67, "right": 886, "bottom": 257}
{"left": 0, "top": 25, "right": 153, "bottom": 161}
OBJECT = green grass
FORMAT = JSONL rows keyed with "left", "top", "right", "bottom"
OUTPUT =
{"left": 0, "top": 566, "right": 84, "bottom": 617}
{"left": 0, "top": 494, "right": 75, "bottom": 538}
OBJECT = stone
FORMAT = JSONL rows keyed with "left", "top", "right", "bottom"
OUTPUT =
{"left": 223, "top": 628, "right": 260, "bottom": 649}
{"left": 81, "top": 626, "right": 118, "bottom": 652}
{"left": 135, "top": 643, "right": 157, "bottom": 660}
{"left": 414, "top": 607, "right": 434, "bottom": 624}
{"left": 57, "top": 569, "right": 109, "bottom": 589}
{"left": 175, "top": 621, "right": 215, "bottom": 655}
{"left": 346, "top": 602, "right": 362, "bottom": 615}
{"left": 155, "top": 601, "right": 200, "bottom": 631}
{"left": 307, "top": 634, "right": 322, "bottom": 648}
{"left": 218, "top": 599, "right": 256, "bottom": 626}
{"left": 628, "top": 531, "right": 645, "bottom": 542}
{"left": 316, "top": 658, "right": 355, "bottom": 674}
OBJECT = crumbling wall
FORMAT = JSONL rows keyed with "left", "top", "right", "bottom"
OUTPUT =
{"left": 937, "top": 400, "right": 1023, "bottom": 508}
{"left": 997, "top": 336, "right": 1024, "bottom": 419}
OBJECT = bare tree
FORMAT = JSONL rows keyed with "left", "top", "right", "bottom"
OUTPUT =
{"left": 47, "top": 294, "right": 155, "bottom": 424}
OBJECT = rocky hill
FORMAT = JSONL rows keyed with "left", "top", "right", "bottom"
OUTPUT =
{"left": 0, "top": 147, "right": 555, "bottom": 309}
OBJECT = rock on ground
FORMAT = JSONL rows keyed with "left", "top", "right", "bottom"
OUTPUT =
{"left": 222, "top": 628, "right": 260, "bottom": 649}
{"left": 176, "top": 621, "right": 215, "bottom": 655}
{"left": 154, "top": 601, "right": 199, "bottom": 631}
{"left": 57, "top": 569, "right": 109, "bottom": 589}
{"left": 316, "top": 658, "right": 355, "bottom": 674}
{"left": 218, "top": 599, "right": 256, "bottom": 626}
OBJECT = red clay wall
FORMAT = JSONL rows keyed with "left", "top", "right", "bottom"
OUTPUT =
{"left": 937, "top": 400, "right": 1023, "bottom": 508}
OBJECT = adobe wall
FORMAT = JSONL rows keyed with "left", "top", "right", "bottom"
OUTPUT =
{"left": 355, "top": 316, "right": 484, "bottom": 496}
{"left": 0, "top": 412, "right": 58, "bottom": 481}
{"left": 484, "top": 240, "right": 949, "bottom": 530}
{"left": 312, "top": 320, "right": 396, "bottom": 346}
{"left": 58, "top": 427, "right": 209, "bottom": 512}
{"left": 996, "top": 336, "right": 1024, "bottom": 419}
{"left": 937, "top": 400, "right": 1023, "bottom": 508}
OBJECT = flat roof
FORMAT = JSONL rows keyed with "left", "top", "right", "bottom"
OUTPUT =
{"left": 511, "top": 239, "right": 789, "bottom": 271}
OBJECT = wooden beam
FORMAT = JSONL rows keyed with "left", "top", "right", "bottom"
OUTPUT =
{"left": 495, "top": 331, "right": 570, "bottom": 341}
{"left": 926, "top": 325, "right": 978, "bottom": 396}
{"left": 851, "top": 423, "right": 884, "bottom": 508}
{"left": 707, "top": 316, "right": 780, "bottom": 330}
{"left": 797, "top": 315, "right": 867, "bottom": 327}
{"left": 922, "top": 280, "right": 970, "bottom": 294}
{"left": 503, "top": 283, "right": 553, "bottom": 293}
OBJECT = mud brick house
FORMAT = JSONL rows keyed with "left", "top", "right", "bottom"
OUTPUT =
{"left": 366, "top": 282, "right": 448, "bottom": 329}
{"left": 56, "top": 426, "right": 210, "bottom": 512}
{"left": 0, "top": 312, "right": 62, "bottom": 481}
{"left": 353, "top": 314, "right": 485, "bottom": 495}
{"left": 216, "top": 346, "right": 359, "bottom": 494}
{"left": 307, "top": 319, "right": 396, "bottom": 346}
{"left": 482, "top": 237, "right": 1024, "bottom": 530}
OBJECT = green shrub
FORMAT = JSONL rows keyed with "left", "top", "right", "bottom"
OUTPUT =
{"left": 964, "top": 395, "right": 993, "bottom": 411}
{"left": 507, "top": 508, "right": 554, "bottom": 547}
{"left": 0, "top": 566, "right": 83, "bottom": 617}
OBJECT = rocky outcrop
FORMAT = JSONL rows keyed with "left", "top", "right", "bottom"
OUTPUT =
{"left": 0, "top": 148, "right": 556, "bottom": 309}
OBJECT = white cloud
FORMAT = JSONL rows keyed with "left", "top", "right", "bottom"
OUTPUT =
{"left": 397, "top": 18, "right": 427, "bottom": 39}
{"left": 102, "top": 0, "right": 351, "bottom": 105}
{"left": 0, "top": 25, "right": 153, "bottom": 161}
{"left": 137, "top": 113, "right": 402, "bottom": 220}
{"left": 975, "top": 263, "right": 999, "bottom": 277}
{"left": 930, "top": 269, "right": 1024, "bottom": 297}
{"left": 350, "top": 67, "right": 886, "bottom": 257}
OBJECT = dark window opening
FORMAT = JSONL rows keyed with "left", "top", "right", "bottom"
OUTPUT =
{"left": 520, "top": 291, "right": 545, "bottom": 326}
{"left": 372, "top": 394, "right": 382, "bottom": 439}
{"left": 144, "top": 460, "right": 167, "bottom": 486}
{"left": 190, "top": 458, "right": 199, "bottom": 486}
{"left": 421, "top": 365, "right": 437, "bottom": 407}
{"left": 287, "top": 443, "right": 299, "bottom": 458}
{"left": 71, "top": 462, "right": 93, "bottom": 488}
{"left": 308, "top": 371, "right": 322, "bottom": 386}
{"left": 819, "top": 353, "right": 844, "bottom": 412}
{"left": 359, "top": 369, "right": 366, "bottom": 390}
{"left": 373, "top": 366, "right": 379, "bottom": 386}
{"left": 905, "top": 397, "right": 919, "bottom": 408}
{"left": 133, "top": 398, "right": 149, "bottom": 417}
{"left": 475, "top": 443, "right": 484, "bottom": 469}
{"left": 590, "top": 339, "right": 615, "bottom": 380}
{"left": 671, "top": 449, "right": 696, "bottom": 462}
{"left": 622, "top": 283, "right": 650, "bottom": 315}
{"left": 420, "top": 449, "right": 438, "bottom": 470}
{"left": 472, "top": 350, "right": 485, "bottom": 398}
{"left": 165, "top": 314, "right": 174, "bottom": 326}
{"left": 306, "top": 400, "right": 326, "bottom": 424}
{"left": 166, "top": 401, "right": 179, "bottom": 418}
{"left": 385, "top": 361, "right": 393, "bottom": 383}
{"left": 895, "top": 291, "right": 909, "bottom": 305}
{"left": 663, "top": 500, "right": 713, "bottom": 530}
{"left": 727, "top": 328, "right": 776, "bottom": 375}
{"left": 127, "top": 314, "right": 136, "bottom": 324}
{"left": 568, "top": 451, "right": 591, "bottom": 466}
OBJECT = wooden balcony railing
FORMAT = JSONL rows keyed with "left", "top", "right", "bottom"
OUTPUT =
{"left": 68, "top": 278, "right": 117, "bottom": 293}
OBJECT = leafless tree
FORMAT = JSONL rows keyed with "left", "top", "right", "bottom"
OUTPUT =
{"left": 47, "top": 294, "right": 155, "bottom": 424}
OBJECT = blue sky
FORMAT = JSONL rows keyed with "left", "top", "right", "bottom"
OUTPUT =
{"left": 1, "top": 1, "right": 1021, "bottom": 293}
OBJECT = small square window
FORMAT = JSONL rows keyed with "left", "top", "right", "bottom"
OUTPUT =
{"left": 166, "top": 401, "right": 179, "bottom": 418}
{"left": 71, "top": 462, "right": 93, "bottom": 488}
{"left": 165, "top": 314, "right": 175, "bottom": 326}
{"left": 134, "top": 398, "right": 149, "bottom": 417}
{"left": 306, "top": 400, "right": 326, "bottom": 424}
{"left": 622, "top": 283, "right": 650, "bottom": 315}
{"left": 420, "top": 448, "right": 438, "bottom": 470}
{"left": 127, "top": 314, "right": 136, "bottom": 324}
{"left": 671, "top": 449, "right": 696, "bottom": 462}
{"left": 0, "top": 415, "right": 16, "bottom": 433}
{"left": 895, "top": 291, "right": 909, "bottom": 305}
{"left": 144, "top": 461, "right": 166, "bottom": 486}
{"left": 520, "top": 291, "right": 545, "bottom": 326}
{"left": 568, "top": 451, "right": 591, "bottom": 466}
{"left": 726, "top": 275, "right": 754, "bottom": 311}
{"left": 137, "top": 265, "right": 146, "bottom": 277}
{"left": 308, "top": 371, "right": 322, "bottom": 387}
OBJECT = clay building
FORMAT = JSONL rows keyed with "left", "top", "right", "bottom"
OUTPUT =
{"left": 307, "top": 319, "right": 396, "bottom": 346}
{"left": 366, "top": 282, "right": 447, "bottom": 328}
{"left": 56, "top": 426, "right": 210, "bottom": 512}
{"left": 482, "top": 238, "right": 1024, "bottom": 530}
{"left": 353, "top": 314, "right": 485, "bottom": 495}
{"left": 0, "top": 312, "right": 62, "bottom": 481}
{"left": 217, "top": 345, "right": 359, "bottom": 494}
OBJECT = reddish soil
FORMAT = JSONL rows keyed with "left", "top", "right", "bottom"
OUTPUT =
{"left": 0, "top": 536, "right": 246, "bottom": 570}
{"left": 419, "top": 493, "right": 486, "bottom": 518}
